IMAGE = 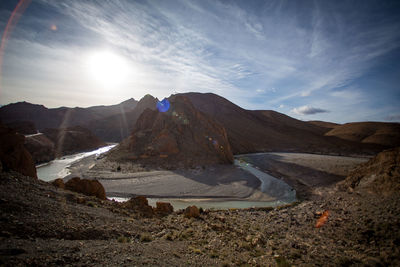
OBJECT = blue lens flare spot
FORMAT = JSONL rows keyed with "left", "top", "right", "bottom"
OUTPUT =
{"left": 157, "top": 98, "right": 170, "bottom": 112}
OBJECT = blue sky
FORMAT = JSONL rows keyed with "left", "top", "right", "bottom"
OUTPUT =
{"left": 0, "top": 0, "right": 399, "bottom": 123}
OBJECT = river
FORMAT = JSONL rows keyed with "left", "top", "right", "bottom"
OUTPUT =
{"left": 36, "top": 145, "right": 116, "bottom": 181}
{"left": 37, "top": 147, "right": 297, "bottom": 210}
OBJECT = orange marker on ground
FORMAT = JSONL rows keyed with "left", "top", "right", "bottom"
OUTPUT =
{"left": 315, "top": 210, "right": 330, "bottom": 228}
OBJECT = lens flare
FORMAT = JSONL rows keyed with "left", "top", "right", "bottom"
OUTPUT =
{"left": 0, "top": 0, "right": 31, "bottom": 93}
{"left": 157, "top": 98, "right": 170, "bottom": 112}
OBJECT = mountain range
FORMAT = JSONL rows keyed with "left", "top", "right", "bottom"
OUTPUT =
{"left": 1, "top": 92, "right": 399, "bottom": 162}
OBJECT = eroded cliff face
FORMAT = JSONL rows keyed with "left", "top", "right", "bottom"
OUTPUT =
{"left": 0, "top": 123, "right": 37, "bottom": 178}
{"left": 340, "top": 147, "right": 400, "bottom": 196}
{"left": 109, "top": 95, "right": 233, "bottom": 168}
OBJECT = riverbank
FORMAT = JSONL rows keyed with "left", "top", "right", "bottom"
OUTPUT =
{"left": 66, "top": 156, "right": 277, "bottom": 202}
{"left": 236, "top": 152, "right": 368, "bottom": 199}
{"left": 66, "top": 152, "right": 366, "bottom": 203}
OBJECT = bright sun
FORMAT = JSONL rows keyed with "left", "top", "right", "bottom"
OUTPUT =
{"left": 86, "top": 50, "right": 130, "bottom": 87}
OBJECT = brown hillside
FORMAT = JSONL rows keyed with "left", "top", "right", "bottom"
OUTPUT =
{"left": 24, "top": 134, "right": 56, "bottom": 164}
{"left": 339, "top": 147, "right": 400, "bottom": 196}
{"left": 308, "top": 120, "right": 340, "bottom": 132}
{"left": 0, "top": 98, "right": 138, "bottom": 132}
{"left": 108, "top": 95, "right": 233, "bottom": 168}
{"left": 183, "top": 92, "right": 382, "bottom": 155}
{"left": 325, "top": 122, "right": 400, "bottom": 147}
{"left": 42, "top": 126, "right": 105, "bottom": 157}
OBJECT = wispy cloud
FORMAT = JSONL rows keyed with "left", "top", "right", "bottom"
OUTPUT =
{"left": 0, "top": 0, "right": 399, "bottom": 122}
{"left": 292, "top": 105, "right": 329, "bottom": 115}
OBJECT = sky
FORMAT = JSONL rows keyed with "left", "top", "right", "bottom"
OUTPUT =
{"left": 0, "top": 0, "right": 399, "bottom": 123}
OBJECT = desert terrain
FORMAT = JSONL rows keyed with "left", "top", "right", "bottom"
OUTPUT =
{"left": 1, "top": 147, "right": 399, "bottom": 266}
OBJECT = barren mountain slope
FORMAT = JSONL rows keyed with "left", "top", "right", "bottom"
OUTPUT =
{"left": 183, "top": 92, "right": 383, "bottom": 155}
{"left": 325, "top": 122, "right": 400, "bottom": 147}
{"left": 0, "top": 98, "right": 138, "bottom": 131}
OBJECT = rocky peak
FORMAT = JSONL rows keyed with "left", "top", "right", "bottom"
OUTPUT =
{"left": 135, "top": 94, "right": 158, "bottom": 111}
{"left": 111, "top": 95, "right": 233, "bottom": 168}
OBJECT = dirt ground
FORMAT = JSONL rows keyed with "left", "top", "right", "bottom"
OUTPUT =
{"left": 1, "top": 169, "right": 399, "bottom": 266}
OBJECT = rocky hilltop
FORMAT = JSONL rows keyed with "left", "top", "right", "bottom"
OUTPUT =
{"left": 108, "top": 95, "right": 233, "bottom": 168}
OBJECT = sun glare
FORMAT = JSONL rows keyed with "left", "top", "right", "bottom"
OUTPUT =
{"left": 86, "top": 50, "right": 130, "bottom": 88}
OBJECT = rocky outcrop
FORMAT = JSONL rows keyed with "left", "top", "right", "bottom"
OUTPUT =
{"left": 184, "top": 205, "right": 200, "bottom": 218}
{"left": 42, "top": 126, "right": 105, "bottom": 157}
{"left": 155, "top": 202, "right": 174, "bottom": 215}
{"left": 24, "top": 134, "right": 56, "bottom": 164}
{"left": 65, "top": 177, "right": 106, "bottom": 200}
{"left": 122, "top": 196, "right": 155, "bottom": 217}
{"left": 339, "top": 147, "right": 400, "bottom": 196}
{"left": 52, "top": 178, "right": 65, "bottom": 189}
{"left": 109, "top": 95, "right": 233, "bottom": 168}
{"left": 0, "top": 123, "right": 37, "bottom": 178}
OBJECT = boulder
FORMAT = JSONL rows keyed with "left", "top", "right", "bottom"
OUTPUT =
{"left": 184, "top": 205, "right": 200, "bottom": 218}
{"left": 123, "top": 196, "right": 154, "bottom": 217}
{"left": 0, "top": 123, "right": 37, "bottom": 178}
{"left": 155, "top": 202, "right": 174, "bottom": 215}
{"left": 52, "top": 178, "right": 65, "bottom": 189}
{"left": 65, "top": 177, "right": 106, "bottom": 200}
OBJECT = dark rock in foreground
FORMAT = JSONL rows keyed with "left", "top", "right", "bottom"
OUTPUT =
{"left": 65, "top": 177, "right": 106, "bottom": 200}
{"left": 0, "top": 123, "right": 37, "bottom": 178}
{"left": 122, "top": 196, "right": 155, "bottom": 217}
{"left": 184, "top": 205, "right": 200, "bottom": 218}
{"left": 155, "top": 202, "right": 174, "bottom": 215}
